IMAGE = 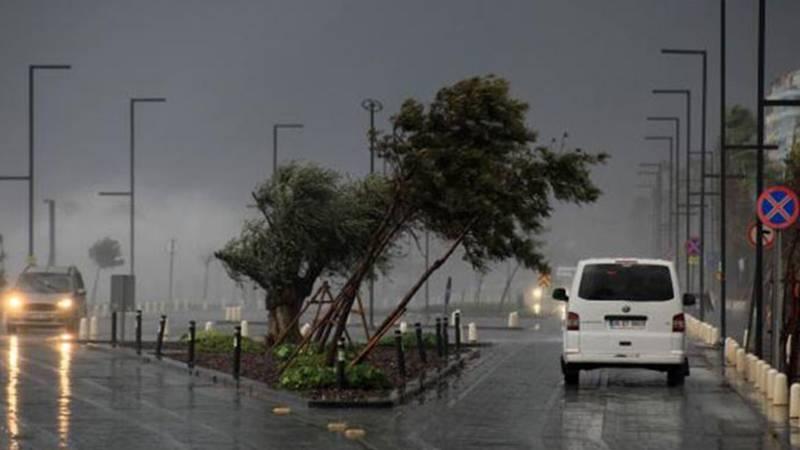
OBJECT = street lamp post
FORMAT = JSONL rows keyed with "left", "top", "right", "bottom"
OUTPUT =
{"left": 645, "top": 136, "right": 675, "bottom": 255}
{"left": 720, "top": 0, "right": 728, "bottom": 346}
{"left": 99, "top": 97, "right": 166, "bottom": 292}
{"left": 27, "top": 65, "right": 71, "bottom": 262}
{"left": 652, "top": 90, "right": 692, "bottom": 296}
{"left": 361, "top": 98, "right": 383, "bottom": 328}
{"left": 272, "top": 123, "right": 304, "bottom": 178}
{"left": 43, "top": 199, "right": 55, "bottom": 266}
{"left": 647, "top": 117, "right": 681, "bottom": 275}
{"left": 638, "top": 166, "right": 664, "bottom": 256}
{"left": 662, "top": 49, "right": 708, "bottom": 321}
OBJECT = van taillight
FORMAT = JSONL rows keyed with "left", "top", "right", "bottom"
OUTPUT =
{"left": 672, "top": 313, "right": 685, "bottom": 333}
{"left": 567, "top": 312, "right": 580, "bottom": 330}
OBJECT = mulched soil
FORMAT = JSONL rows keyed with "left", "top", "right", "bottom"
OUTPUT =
{"left": 147, "top": 342, "right": 470, "bottom": 400}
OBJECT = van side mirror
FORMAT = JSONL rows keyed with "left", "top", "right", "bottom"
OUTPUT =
{"left": 553, "top": 288, "right": 569, "bottom": 301}
{"left": 682, "top": 293, "right": 696, "bottom": 306}
{"left": 76, "top": 288, "right": 87, "bottom": 297}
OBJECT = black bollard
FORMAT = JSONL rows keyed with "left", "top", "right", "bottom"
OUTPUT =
{"left": 156, "top": 315, "right": 166, "bottom": 359}
{"left": 414, "top": 322, "right": 427, "bottom": 363}
{"left": 395, "top": 329, "right": 406, "bottom": 379}
{"left": 233, "top": 325, "right": 242, "bottom": 381}
{"left": 443, "top": 317, "right": 449, "bottom": 359}
{"left": 111, "top": 311, "right": 118, "bottom": 347}
{"left": 454, "top": 312, "right": 461, "bottom": 356}
{"left": 188, "top": 320, "right": 196, "bottom": 369}
{"left": 336, "top": 338, "right": 346, "bottom": 389}
{"left": 135, "top": 310, "right": 142, "bottom": 355}
{"left": 435, "top": 318, "right": 443, "bottom": 358}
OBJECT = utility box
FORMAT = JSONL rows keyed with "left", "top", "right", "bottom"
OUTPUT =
{"left": 110, "top": 275, "right": 136, "bottom": 312}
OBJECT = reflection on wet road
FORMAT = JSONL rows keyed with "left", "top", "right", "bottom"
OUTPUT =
{"left": 0, "top": 317, "right": 793, "bottom": 449}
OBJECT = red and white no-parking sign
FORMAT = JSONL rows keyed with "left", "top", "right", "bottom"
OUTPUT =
{"left": 757, "top": 186, "right": 800, "bottom": 230}
{"left": 747, "top": 222, "right": 775, "bottom": 249}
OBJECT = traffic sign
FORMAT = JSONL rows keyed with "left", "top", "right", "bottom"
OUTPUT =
{"left": 688, "top": 255, "right": 699, "bottom": 266}
{"left": 685, "top": 237, "right": 701, "bottom": 256}
{"left": 537, "top": 273, "right": 551, "bottom": 288}
{"left": 757, "top": 186, "right": 799, "bottom": 230}
{"left": 747, "top": 222, "right": 775, "bottom": 249}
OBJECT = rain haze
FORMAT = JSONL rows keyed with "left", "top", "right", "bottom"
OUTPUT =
{"left": 1, "top": 0, "right": 799, "bottom": 305}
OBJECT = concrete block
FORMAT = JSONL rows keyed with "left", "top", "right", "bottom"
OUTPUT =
{"left": 468, "top": 322, "right": 478, "bottom": 343}
{"left": 774, "top": 373, "right": 789, "bottom": 406}
{"left": 78, "top": 318, "right": 88, "bottom": 340}
{"left": 508, "top": 311, "right": 519, "bottom": 328}
{"left": 791, "top": 383, "right": 800, "bottom": 418}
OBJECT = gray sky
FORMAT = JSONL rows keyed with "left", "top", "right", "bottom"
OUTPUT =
{"left": 1, "top": 0, "right": 799, "bottom": 304}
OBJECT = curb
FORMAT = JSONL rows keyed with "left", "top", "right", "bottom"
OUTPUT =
{"left": 84, "top": 342, "right": 481, "bottom": 409}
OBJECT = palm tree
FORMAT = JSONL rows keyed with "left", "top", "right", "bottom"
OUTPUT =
{"left": 88, "top": 237, "right": 125, "bottom": 304}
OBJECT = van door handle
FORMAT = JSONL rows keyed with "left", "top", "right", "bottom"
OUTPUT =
{"left": 619, "top": 341, "right": 632, "bottom": 346}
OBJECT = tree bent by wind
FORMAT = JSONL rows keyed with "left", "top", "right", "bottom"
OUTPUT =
{"left": 215, "top": 163, "right": 394, "bottom": 344}
{"left": 283, "top": 75, "right": 608, "bottom": 367}
{"left": 88, "top": 237, "right": 125, "bottom": 304}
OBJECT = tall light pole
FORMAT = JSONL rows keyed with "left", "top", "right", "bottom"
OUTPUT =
{"left": 272, "top": 123, "right": 304, "bottom": 177}
{"left": 167, "top": 238, "right": 176, "bottom": 306}
{"left": 652, "top": 90, "right": 692, "bottom": 295}
{"left": 99, "top": 97, "right": 166, "bottom": 299}
{"left": 647, "top": 117, "right": 681, "bottom": 275}
{"left": 43, "top": 199, "right": 55, "bottom": 266}
{"left": 28, "top": 65, "right": 71, "bottom": 263}
{"left": 361, "top": 98, "right": 383, "bottom": 328}
{"left": 662, "top": 49, "right": 708, "bottom": 321}
{"left": 644, "top": 136, "right": 675, "bottom": 255}
{"left": 720, "top": 0, "right": 728, "bottom": 345}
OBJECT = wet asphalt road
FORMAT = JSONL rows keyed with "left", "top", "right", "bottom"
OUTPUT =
{"left": 0, "top": 311, "right": 795, "bottom": 449}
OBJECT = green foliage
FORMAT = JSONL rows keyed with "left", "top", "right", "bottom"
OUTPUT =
{"left": 277, "top": 349, "right": 389, "bottom": 391}
{"left": 376, "top": 75, "right": 607, "bottom": 273}
{"left": 183, "top": 330, "right": 265, "bottom": 354}
{"left": 346, "top": 364, "right": 391, "bottom": 390}
{"left": 215, "top": 163, "right": 394, "bottom": 310}
{"left": 88, "top": 237, "right": 125, "bottom": 269}
{"left": 272, "top": 343, "right": 296, "bottom": 362}
{"left": 377, "top": 331, "right": 436, "bottom": 348}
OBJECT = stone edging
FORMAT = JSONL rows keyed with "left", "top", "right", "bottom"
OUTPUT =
{"left": 84, "top": 343, "right": 480, "bottom": 408}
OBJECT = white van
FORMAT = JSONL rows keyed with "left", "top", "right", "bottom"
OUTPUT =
{"left": 554, "top": 258, "right": 695, "bottom": 386}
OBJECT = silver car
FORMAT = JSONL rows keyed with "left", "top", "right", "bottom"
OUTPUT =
{"left": 4, "top": 266, "right": 87, "bottom": 333}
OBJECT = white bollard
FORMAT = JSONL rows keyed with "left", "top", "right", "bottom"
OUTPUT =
{"left": 204, "top": 321, "right": 214, "bottom": 332}
{"left": 163, "top": 318, "right": 170, "bottom": 340}
{"left": 736, "top": 349, "right": 747, "bottom": 375}
{"left": 89, "top": 316, "right": 98, "bottom": 340}
{"left": 747, "top": 355, "right": 758, "bottom": 383}
{"left": 508, "top": 311, "right": 519, "bottom": 328}
{"left": 774, "top": 373, "right": 789, "bottom": 406}
{"left": 450, "top": 309, "right": 461, "bottom": 325}
{"left": 300, "top": 323, "right": 311, "bottom": 337}
{"left": 468, "top": 322, "right": 478, "bottom": 344}
{"left": 240, "top": 320, "right": 249, "bottom": 338}
{"left": 399, "top": 321, "right": 408, "bottom": 334}
{"left": 767, "top": 369, "right": 778, "bottom": 400}
{"left": 78, "top": 318, "right": 88, "bottom": 340}
{"left": 759, "top": 362, "right": 769, "bottom": 392}
{"left": 790, "top": 384, "right": 800, "bottom": 418}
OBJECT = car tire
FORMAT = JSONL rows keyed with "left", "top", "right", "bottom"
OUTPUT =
{"left": 564, "top": 369, "right": 579, "bottom": 386}
{"left": 667, "top": 367, "right": 685, "bottom": 386}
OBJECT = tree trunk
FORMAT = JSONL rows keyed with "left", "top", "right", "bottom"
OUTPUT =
{"left": 90, "top": 266, "right": 101, "bottom": 304}
{"left": 265, "top": 286, "right": 307, "bottom": 345}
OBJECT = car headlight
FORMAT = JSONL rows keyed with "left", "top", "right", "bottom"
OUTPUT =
{"left": 58, "top": 298, "right": 74, "bottom": 310}
{"left": 7, "top": 296, "right": 23, "bottom": 310}
{"left": 533, "top": 287, "right": 543, "bottom": 300}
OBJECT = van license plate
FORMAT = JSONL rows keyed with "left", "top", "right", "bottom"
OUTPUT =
{"left": 609, "top": 319, "right": 645, "bottom": 329}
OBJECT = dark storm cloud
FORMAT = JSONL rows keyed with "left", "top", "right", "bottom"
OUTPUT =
{"left": 0, "top": 0, "right": 798, "bottom": 302}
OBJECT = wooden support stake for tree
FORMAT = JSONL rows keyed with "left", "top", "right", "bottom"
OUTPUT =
{"left": 350, "top": 223, "right": 473, "bottom": 367}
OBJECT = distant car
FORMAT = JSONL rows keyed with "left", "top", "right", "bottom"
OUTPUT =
{"left": 555, "top": 258, "right": 694, "bottom": 387}
{"left": 4, "top": 265, "right": 88, "bottom": 333}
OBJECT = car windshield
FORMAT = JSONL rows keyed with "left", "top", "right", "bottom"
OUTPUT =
{"left": 16, "top": 273, "right": 72, "bottom": 294}
{"left": 578, "top": 263, "right": 674, "bottom": 301}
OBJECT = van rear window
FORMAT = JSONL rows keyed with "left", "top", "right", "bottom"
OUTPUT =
{"left": 578, "top": 264, "right": 674, "bottom": 301}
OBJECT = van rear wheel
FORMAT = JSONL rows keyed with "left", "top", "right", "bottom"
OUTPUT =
{"left": 667, "top": 368, "right": 685, "bottom": 386}
{"left": 564, "top": 369, "right": 579, "bottom": 386}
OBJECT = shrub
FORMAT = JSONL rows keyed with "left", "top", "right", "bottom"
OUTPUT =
{"left": 377, "top": 331, "right": 436, "bottom": 348}
{"left": 182, "top": 330, "right": 265, "bottom": 354}
{"left": 277, "top": 350, "right": 390, "bottom": 391}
